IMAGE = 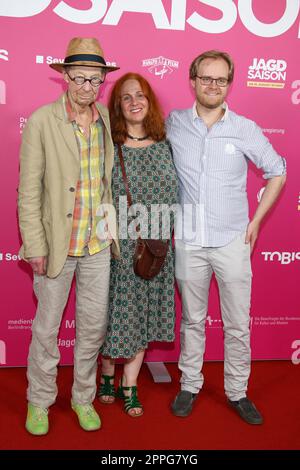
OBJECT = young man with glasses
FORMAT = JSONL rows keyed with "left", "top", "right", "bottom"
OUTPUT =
{"left": 18, "top": 37, "right": 120, "bottom": 435}
{"left": 167, "top": 50, "right": 286, "bottom": 424}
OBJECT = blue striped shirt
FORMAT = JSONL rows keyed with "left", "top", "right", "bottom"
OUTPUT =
{"left": 166, "top": 102, "right": 286, "bottom": 247}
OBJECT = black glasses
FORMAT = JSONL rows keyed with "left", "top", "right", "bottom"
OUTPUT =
{"left": 66, "top": 72, "right": 105, "bottom": 87}
{"left": 195, "top": 76, "right": 229, "bottom": 87}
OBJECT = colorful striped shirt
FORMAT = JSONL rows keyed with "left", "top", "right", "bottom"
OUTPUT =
{"left": 64, "top": 94, "right": 111, "bottom": 256}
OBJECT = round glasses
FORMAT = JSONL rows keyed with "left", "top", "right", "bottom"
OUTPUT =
{"left": 66, "top": 72, "right": 105, "bottom": 87}
{"left": 195, "top": 76, "right": 229, "bottom": 87}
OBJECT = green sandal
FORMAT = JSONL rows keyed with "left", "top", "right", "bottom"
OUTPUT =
{"left": 97, "top": 375, "right": 116, "bottom": 404}
{"left": 122, "top": 385, "right": 144, "bottom": 418}
{"left": 116, "top": 378, "right": 125, "bottom": 400}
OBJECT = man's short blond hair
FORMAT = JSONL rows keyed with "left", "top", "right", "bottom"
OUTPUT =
{"left": 189, "top": 50, "right": 234, "bottom": 83}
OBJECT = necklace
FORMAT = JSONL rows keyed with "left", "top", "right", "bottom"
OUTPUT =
{"left": 127, "top": 133, "right": 149, "bottom": 141}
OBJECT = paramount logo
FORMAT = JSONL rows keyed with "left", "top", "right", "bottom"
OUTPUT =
{"left": 142, "top": 56, "right": 179, "bottom": 79}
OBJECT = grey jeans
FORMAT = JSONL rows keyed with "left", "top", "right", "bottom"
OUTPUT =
{"left": 175, "top": 233, "right": 252, "bottom": 401}
{"left": 27, "top": 247, "right": 110, "bottom": 408}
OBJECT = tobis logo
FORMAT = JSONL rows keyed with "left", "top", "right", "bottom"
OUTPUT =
{"left": 261, "top": 252, "right": 300, "bottom": 264}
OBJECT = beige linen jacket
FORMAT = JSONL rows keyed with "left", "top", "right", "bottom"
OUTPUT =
{"left": 18, "top": 93, "right": 120, "bottom": 278}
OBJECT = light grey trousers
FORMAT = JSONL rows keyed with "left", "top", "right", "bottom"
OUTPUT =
{"left": 27, "top": 247, "right": 110, "bottom": 408}
{"left": 175, "top": 233, "right": 252, "bottom": 401}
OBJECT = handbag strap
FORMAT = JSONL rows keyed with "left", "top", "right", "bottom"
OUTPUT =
{"left": 117, "top": 143, "right": 142, "bottom": 237}
{"left": 117, "top": 144, "right": 133, "bottom": 208}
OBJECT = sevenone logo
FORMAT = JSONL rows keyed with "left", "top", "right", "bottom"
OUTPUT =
{"left": 0, "top": 252, "right": 21, "bottom": 262}
{"left": 1, "top": 1, "right": 300, "bottom": 37}
{"left": 291, "top": 340, "right": 300, "bottom": 365}
{"left": 261, "top": 252, "right": 300, "bottom": 264}
{"left": 142, "top": 56, "right": 179, "bottom": 79}
{"left": 36, "top": 54, "right": 117, "bottom": 68}
{"left": 0, "top": 80, "right": 6, "bottom": 105}
{"left": 0, "top": 49, "right": 8, "bottom": 61}
{"left": 36, "top": 55, "right": 45, "bottom": 64}
{"left": 36, "top": 55, "right": 63, "bottom": 65}
{"left": 247, "top": 58, "right": 287, "bottom": 89}
{"left": 291, "top": 80, "right": 300, "bottom": 104}
{"left": 0, "top": 340, "right": 6, "bottom": 365}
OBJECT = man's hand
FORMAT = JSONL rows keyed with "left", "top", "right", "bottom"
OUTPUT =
{"left": 245, "top": 175, "right": 286, "bottom": 254}
{"left": 28, "top": 256, "right": 48, "bottom": 275}
{"left": 245, "top": 220, "right": 260, "bottom": 254}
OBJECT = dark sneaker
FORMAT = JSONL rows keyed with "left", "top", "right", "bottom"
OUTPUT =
{"left": 171, "top": 391, "right": 197, "bottom": 417}
{"left": 228, "top": 397, "right": 263, "bottom": 425}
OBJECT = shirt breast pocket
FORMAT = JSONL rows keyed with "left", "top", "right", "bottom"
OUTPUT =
{"left": 224, "top": 143, "right": 238, "bottom": 155}
{"left": 214, "top": 143, "right": 246, "bottom": 175}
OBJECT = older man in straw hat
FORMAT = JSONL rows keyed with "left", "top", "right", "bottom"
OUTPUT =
{"left": 18, "top": 37, "right": 120, "bottom": 435}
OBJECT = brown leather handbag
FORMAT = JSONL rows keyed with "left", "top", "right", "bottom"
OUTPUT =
{"left": 117, "top": 144, "right": 168, "bottom": 280}
{"left": 133, "top": 238, "right": 168, "bottom": 280}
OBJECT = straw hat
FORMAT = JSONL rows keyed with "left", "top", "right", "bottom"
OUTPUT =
{"left": 49, "top": 37, "right": 119, "bottom": 73}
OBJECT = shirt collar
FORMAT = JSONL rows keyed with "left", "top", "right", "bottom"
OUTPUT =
{"left": 192, "top": 101, "right": 229, "bottom": 122}
{"left": 64, "top": 93, "right": 100, "bottom": 123}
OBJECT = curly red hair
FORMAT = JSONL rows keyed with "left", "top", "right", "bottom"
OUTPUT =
{"left": 108, "top": 72, "right": 166, "bottom": 144}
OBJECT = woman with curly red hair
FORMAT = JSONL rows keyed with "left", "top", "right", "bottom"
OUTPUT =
{"left": 98, "top": 73, "right": 178, "bottom": 417}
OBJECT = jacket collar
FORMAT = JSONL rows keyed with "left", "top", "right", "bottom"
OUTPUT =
{"left": 52, "top": 93, "right": 111, "bottom": 161}
{"left": 52, "top": 92, "right": 109, "bottom": 126}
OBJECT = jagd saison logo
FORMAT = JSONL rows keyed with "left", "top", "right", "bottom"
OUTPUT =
{"left": 247, "top": 58, "right": 287, "bottom": 89}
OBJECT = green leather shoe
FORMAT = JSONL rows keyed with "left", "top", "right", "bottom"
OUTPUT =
{"left": 71, "top": 401, "right": 101, "bottom": 431}
{"left": 25, "top": 403, "right": 49, "bottom": 436}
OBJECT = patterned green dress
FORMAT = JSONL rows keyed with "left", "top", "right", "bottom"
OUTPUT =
{"left": 101, "top": 141, "right": 178, "bottom": 359}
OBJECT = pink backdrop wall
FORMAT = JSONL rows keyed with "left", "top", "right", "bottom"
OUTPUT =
{"left": 0, "top": 1, "right": 299, "bottom": 367}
